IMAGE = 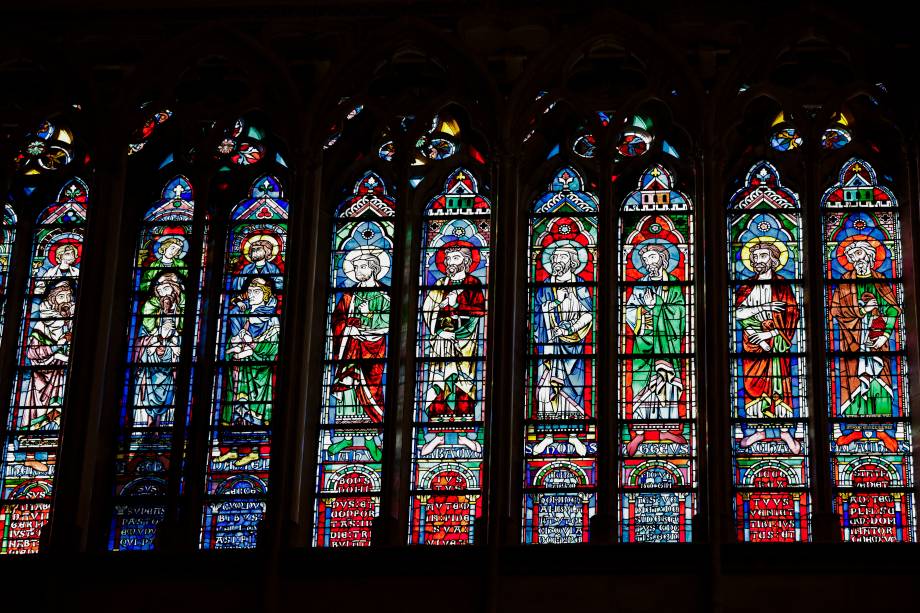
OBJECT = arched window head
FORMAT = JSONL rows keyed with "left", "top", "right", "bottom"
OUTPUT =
{"left": 821, "top": 158, "right": 915, "bottom": 542}
{"left": 0, "top": 178, "right": 89, "bottom": 554}
{"left": 728, "top": 161, "right": 811, "bottom": 542}
{"left": 200, "top": 174, "right": 288, "bottom": 550}
{"left": 314, "top": 171, "right": 395, "bottom": 548}
{"left": 524, "top": 166, "right": 599, "bottom": 544}
{"left": 618, "top": 164, "right": 697, "bottom": 543}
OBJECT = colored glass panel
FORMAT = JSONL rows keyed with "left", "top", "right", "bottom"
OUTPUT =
{"left": 313, "top": 172, "right": 395, "bottom": 547}
{"left": 821, "top": 158, "right": 915, "bottom": 542}
{"left": 109, "top": 176, "right": 204, "bottom": 551}
{"left": 0, "top": 204, "right": 17, "bottom": 347}
{"left": 523, "top": 167, "right": 598, "bottom": 544}
{"left": 129, "top": 109, "right": 173, "bottom": 155}
{"left": 770, "top": 128, "right": 803, "bottom": 152}
{"left": 216, "top": 118, "right": 266, "bottom": 166}
{"left": 200, "top": 175, "right": 287, "bottom": 549}
{"left": 14, "top": 120, "right": 74, "bottom": 175}
{"left": 409, "top": 168, "right": 491, "bottom": 545}
{"left": 0, "top": 179, "right": 88, "bottom": 554}
{"left": 728, "top": 162, "right": 811, "bottom": 542}
{"left": 618, "top": 165, "right": 697, "bottom": 542}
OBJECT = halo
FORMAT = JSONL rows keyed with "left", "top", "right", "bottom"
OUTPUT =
{"left": 152, "top": 234, "right": 189, "bottom": 261}
{"left": 48, "top": 238, "right": 82, "bottom": 266}
{"left": 434, "top": 239, "right": 481, "bottom": 274}
{"left": 740, "top": 236, "right": 789, "bottom": 272}
{"left": 836, "top": 235, "right": 886, "bottom": 271}
{"left": 631, "top": 238, "right": 680, "bottom": 274}
{"left": 541, "top": 239, "right": 589, "bottom": 276}
{"left": 242, "top": 233, "right": 281, "bottom": 262}
{"left": 343, "top": 246, "right": 391, "bottom": 284}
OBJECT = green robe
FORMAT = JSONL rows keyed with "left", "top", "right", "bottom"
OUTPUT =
{"left": 624, "top": 272, "right": 685, "bottom": 419}
{"left": 222, "top": 297, "right": 280, "bottom": 426}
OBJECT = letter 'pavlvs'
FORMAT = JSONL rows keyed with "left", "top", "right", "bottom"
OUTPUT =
{"left": 109, "top": 176, "right": 204, "bottom": 550}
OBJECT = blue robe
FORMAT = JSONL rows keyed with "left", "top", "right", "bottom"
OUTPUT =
{"left": 533, "top": 284, "right": 593, "bottom": 422}
{"left": 233, "top": 261, "right": 281, "bottom": 290}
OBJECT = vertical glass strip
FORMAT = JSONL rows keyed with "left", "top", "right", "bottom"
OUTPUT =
{"left": 618, "top": 165, "right": 697, "bottom": 542}
{"left": 822, "top": 158, "right": 915, "bottom": 542}
{"left": 523, "top": 167, "right": 599, "bottom": 544}
{"left": 313, "top": 172, "right": 395, "bottom": 547}
{"left": 728, "top": 162, "right": 811, "bottom": 542}
{"left": 409, "top": 168, "right": 491, "bottom": 545}
{"left": 109, "top": 176, "right": 201, "bottom": 550}
{"left": 0, "top": 179, "right": 88, "bottom": 554}
{"left": 0, "top": 204, "right": 17, "bottom": 348}
{"left": 200, "top": 175, "right": 288, "bottom": 549}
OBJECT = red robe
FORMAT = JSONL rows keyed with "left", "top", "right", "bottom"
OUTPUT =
{"left": 736, "top": 280, "right": 799, "bottom": 417}
{"left": 829, "top": 270, "right": 900, "bottom": 413}
{"left": 330, "top": 292, "right": 387, "bottom": 423}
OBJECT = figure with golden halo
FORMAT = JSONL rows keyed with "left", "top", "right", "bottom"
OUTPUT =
{"left": 233, "top": 234, "right": 281, "bottom": 290}
{"left": 419, "top": 241, "right": 486, "bottom": 456}
{"left": 734, "top": 238, "right": 801, "bottom": 454}
{"left": 327, "top": 246, "right": 390, "bottom": 460}
{"left": 830, "top": 238, "right": 900, "bottom": 452}
{"left": 624, "top": 241, "right": 688, "bottom": 456}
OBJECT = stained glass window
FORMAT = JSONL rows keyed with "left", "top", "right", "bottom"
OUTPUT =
{"left": 618, "top": 165, "right": 696, "bottom": 542}
{"left": 728, "top": 162, "right": 811, "bottom": 542}
{"left": 314, "top": 172, "right": 395, "bottom": 547}
{"left": 109, "top": 176, "right": 204, "bottom": 551}
{"left": 128, "top": 108, "right": 173, "bottom": 156}
{"left": 409, "top": 168, "right": 491, "bottom": 545}
{"left": 0, "top": 179, "right": 88, "bottom": 554}
{"left": 0, "top": 204, "right": 17, "bottom": 346}
{"left": 14, "top": 120, "right": 75, "bottom": 175}
{"left": 523, "top": 167, "right": 598, "bottom": 544}
{"left": 216, "top": 118, "right": 266, "bottom": 167}
{"left": 821, "top": 158, "right": 915, "bottom": 542}
{"left": 200, "top": 175, "right": 287, "bottom": 549}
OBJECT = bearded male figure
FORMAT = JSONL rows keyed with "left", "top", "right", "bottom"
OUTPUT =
{"left": 234, "top": 238, "right": 281, "bottom": 290}
{"left": 133, "top": 272, "right": 185, "bottom": 427}
{"left": 831, "top": 239, "right": 900, "bottom": 452}
{"left": 217, "top": 277, "right": 280, "bottom": 467}
{"left": 734, "top": 241, "right": 801, "bottom": 454}
{"left": 419, "top": 244, "right": 486, "bottom": 456}
{"left": 532, "top": 244, "right": 594, "bottom": 456}
{"left": 21, "top": 280, "right": 76, "bottom": 430}
{"left": 624, "top": 243, "right": 688, "bottom": 456}
{"left": 327, "top": 250, "right": 390, "bottom": 460}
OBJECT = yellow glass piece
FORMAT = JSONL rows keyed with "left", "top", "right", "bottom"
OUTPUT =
{"left": 771, "top": 112, "right": 786, "bottom": 127}
{"left": 437, "top": 117, "right": 461, "bottom": 136}
{"left": 58, "top": 128, "right": 74, "bottom": 144}
{"left": 831, "top": 111, "right": 851, "bottom": 127}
